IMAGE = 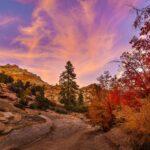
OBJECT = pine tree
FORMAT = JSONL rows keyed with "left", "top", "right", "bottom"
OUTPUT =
{"left": 59, "top": 61, "right": 79, "bottom": 110}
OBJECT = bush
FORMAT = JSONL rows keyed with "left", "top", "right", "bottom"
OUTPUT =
{"left": 31, "top": 85, "right": 44, "bottom": 97}
{"left": 116, "top": 99, "right": 150, "bottom": 149}
{"left": 54, "top": 107, "right": 68, "bottom": 114}
{"left": 15, "top": 98, "right": 28, "bottom": 109}
{"left": 0, "top": 73, "right": 14, "bottom": 84}
{"left": 73, "top": 105, "right": 87, "bottom": 113}
{"left": 29, "top": 103, "right": 38, "bottom": 109}
{"left": 10, "top": 80, "right": 25, "bottom": 95}
{"left": 88, "top": 89, "right": 116, "bottom": 131}
{"left": 36, "top": 96, "right": 51, "bottom": 110}
{"left": 64, "top": 103, "right": 87, "bottom": 113}
{"left": 10, "top": 81, "right": 51, "bottom": 110}
{"left": 89, "top": 100, "right": 115, "bottom": 131}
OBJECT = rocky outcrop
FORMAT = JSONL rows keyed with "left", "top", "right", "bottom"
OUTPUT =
{"left": 0, "top": 85, "right": 53, "bottom": 149}
{"left": 0, "top": 99, "right": 20, "bottom": 112}
{"left": 45, "top": 85, "right": 61, "bottom": 104}
{"left": 81, "top": 84, "right": 100, "bottom": 105}
{"left": 0, "top": 84, "right": 18, "bottom": 102}
{"left": 0, "top": 115, "right": 53, "bottom": 150}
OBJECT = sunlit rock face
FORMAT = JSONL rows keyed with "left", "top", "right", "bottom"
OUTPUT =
{"left": 81, "top": 84, "right": 100, "bottom": 106}
{"left": 0, "top": 64, "right": 47, "bottom": 86}
{"left": 45, "top": 85, "right": 61, "bottom": 104}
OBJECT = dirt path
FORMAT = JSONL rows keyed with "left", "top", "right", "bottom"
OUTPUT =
{"left": 22, "top": 112, "right": 118, "bottom": 150}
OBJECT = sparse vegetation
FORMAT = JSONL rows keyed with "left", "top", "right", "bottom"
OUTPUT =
{"left": 0, "top": 73, "right": 52, "bottom": 110}
{"left": 0, "top": 72, "right": 14, "bottom": 84}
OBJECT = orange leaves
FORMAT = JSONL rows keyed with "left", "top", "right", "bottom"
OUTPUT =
{"left": 88, "top": 88, "right": 142, "bottom": 130}
{"left": 88, "top": 89, "right": 115, "bottom": 130}
{"left": 120, "top": 91, "right": 142, "bottom": 110}
{"left": 108, "top": 89, "right": 142, "bottom": 110}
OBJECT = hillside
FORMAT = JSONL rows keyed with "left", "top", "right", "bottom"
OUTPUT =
{"left": 0, "top": 64, "right": 61, "bottom": 103}
{"left": 0, "top": 64, "right": 47, "bottom": 86}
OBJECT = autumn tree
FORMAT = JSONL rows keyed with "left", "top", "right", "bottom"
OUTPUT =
{"left": 120, "top": 5, "right": 150, "bottom": 96}
{"left": 88, "top": 72, "right": 117, "bottom": 131}
{"left": 59, "top": 61, "right": 79, "bottom": 110}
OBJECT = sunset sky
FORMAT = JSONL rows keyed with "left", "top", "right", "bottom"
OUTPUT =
{"left": 0, "top": 0, "right": 148, "bottom": 86}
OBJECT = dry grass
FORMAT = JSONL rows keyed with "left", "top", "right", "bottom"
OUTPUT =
{"left": 116, "top": 98, "right": 150, "bottom": 148}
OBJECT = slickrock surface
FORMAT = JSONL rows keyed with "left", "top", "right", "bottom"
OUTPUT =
{"left": 0, "top": 98, "right": 53, "bottom": 150}
{"left": 22, "top": 111, "right": 129, "bottom": 150}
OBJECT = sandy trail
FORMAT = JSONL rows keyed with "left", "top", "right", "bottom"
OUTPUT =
{"left": 22, "top": 112, "right": 118, "bottom": 150}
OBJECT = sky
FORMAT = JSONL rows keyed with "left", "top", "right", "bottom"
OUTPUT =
{"left": 0, "top": 0, "right": 148, "bottom": 86}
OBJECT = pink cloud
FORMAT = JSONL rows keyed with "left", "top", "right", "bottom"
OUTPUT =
{"left": 14, "top": 0, "right": 142, "bottom": 86}
{"left": 0, "top": 16, "right": 18, "bottom": 26}
{"left": 16, "top": 0, "right": 37, "bottom": 4}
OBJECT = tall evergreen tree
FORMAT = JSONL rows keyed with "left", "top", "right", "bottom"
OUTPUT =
{"left": 59, "top": 61, "right": 79, "bottom": 109}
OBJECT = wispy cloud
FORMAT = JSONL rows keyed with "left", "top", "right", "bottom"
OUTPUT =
{"left": 1, "top": 0, "right": 143, "bottom": 85}
{"left": 0, "top": 16, "right": 19, "bottom": 26}
{"left": 16, "top": 0, "right": 36, "bottom": 4}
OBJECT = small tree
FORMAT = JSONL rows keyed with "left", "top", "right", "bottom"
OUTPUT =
{"left": 78, "top": 90, "right": 84, "bottom": 105}
{"left": 59, "top": 61, "right": 79, "bottom": 110}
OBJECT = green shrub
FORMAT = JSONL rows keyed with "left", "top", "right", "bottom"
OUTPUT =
{"left": 15, "top": 98, "right": 28, "bottom": 109}
{"left": 31, "top": 85, "right": 44, "bottom": 97}
{"left": 10, "top": 80, "right": 25, "bottom": 95}
{"left": 30, "top": 103, "right": 38, "bottom": 109}
{"left": 54, "top": 107, "right": 68, "bottom": 114}
{"left": 0, "top": 73, "right": 14, "bottom": 84}
{"left": 74, "top": 105, "right": 88, "bottom": 113}
{"left": 65, "top": 104, "right": 87, "bottom": 113}
{"left": 36, "top": 96, "right": 51, "bottom": 110}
